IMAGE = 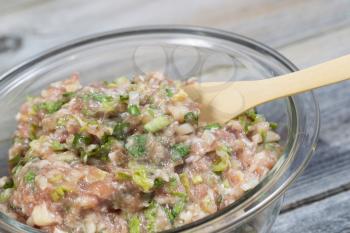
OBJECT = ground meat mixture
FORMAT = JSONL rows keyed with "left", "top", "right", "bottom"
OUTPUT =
{"left": 0, "top": 72, "right": 282, "bottom": 233}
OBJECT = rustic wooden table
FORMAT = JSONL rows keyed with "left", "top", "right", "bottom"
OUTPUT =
{"left": 0, "top": 1, "right": 349, "bottom": 232}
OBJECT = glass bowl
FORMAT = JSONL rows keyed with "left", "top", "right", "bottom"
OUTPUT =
{"left": 0, "top": 26, "right": 319, "bottom": 233}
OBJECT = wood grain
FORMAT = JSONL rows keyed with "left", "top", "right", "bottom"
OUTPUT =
{"left": 279, "top": 24, "right": 350, "bottom": 208}
{"left": 1, "top": 0, "right": 350, "bottom": 73}
{"left": 0, "top": 1, "right": 350, "bottom": 232}
{"left": 272, "top": 190, "right": 350, "bottom": 233}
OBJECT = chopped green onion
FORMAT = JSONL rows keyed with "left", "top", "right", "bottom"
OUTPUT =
{"left": 164, "top": 197, "right": 187, "bottom": 224}
{"left": 179, "top": 173, "right": 190, "bottom": 194}
{"left": 164, "top": 207, "right": 175, "bottom": 224}
{"left": 144, "top": 116, "right": 171, "bottom": 133}
{"left": 184, "top": 112, "right": 199, "bottom": 125}
{"left": 23, "top": 155, "right": 37, "bottom": 164}
{"left": 260, "top": 130, "right": 267, "bottom": 143}
{"left": 24, "top": 171, "right": 36, "bottom": 184}
{"left": 96, "top": 143, "right": 111, "bottom": 161}
{"left": 11, "top": 156, "right": 36, "bottom": 174}
{"left": 11, "top": 164, "right": 23, "bottom": 176}
{"left": 165, "top": 88, "right": 174, "bottom": 97}
{"left": 3, "top": 179, "right": 14, "bottom": 189}
{"left": 223, "top": 179, "right": 230, "bottom": 188}
{"left": 100, "top": 134, "right": 112, "bottom": 144}
{"left": 212, "top": 147, "right": 231, "bottom": 172}
{"left": 270, "top": 122, "right": 278, "bottom": 130}
{"left": 126, "top": 134, "right": 148, "bottom": 158}
{"left": 170, "top": 143, "right": 190, "bottom": 161}
{"left": 171, "top": 191, "right": 187, "bottom": 199}
{"left": 128, "top": 215, "right": 140, "bottom": 233}
{"left": 212, "top": 160, "right": 229, "bottom": 172}
{"left": 72, "top": 134, "right": 94, "bottom": 162}
{"left": 204, "top": 123, "right": 221, "bottom": 130}
{"left": 106, "top": 82, "right": 118, "bottom": 88}
{"left": 50, "top": 186, "right": 71, "bottom": 202}
{"left": 172, "top": 198, "right": 186, "bottom": 219}
{"left": 9, "top": 155, "right": 21, "bottom": 167}
{"left": 62, "top": 92, "right": 75, "bottom": 99}
{"left": 35, "top": 100, "right": 64, "bottom": 114}
{"left": 72, "top": 133, "right": 93, "bottom": 148}
{"left": 80, "top": 153, "right": 90, "bottom": 164}
{"left": 0, "top": 189, "right": 12, "bottom": 203}
{"left": 216, "top": 194, "right": 223, "bottom": 206}
{"left": 168, "top": 177, "right": 178, "bottom": 192}
{"left": 245, "top": 108, "right": 257, "bottom": 120}
{"left": 128, "top": 104, "right": 141, "bottom": 116}
{"left": 29, "top": 124, "right": 38, "bottom": 140}
{"left": 146, "top": 107, "right": 156, "bottom": 117}
{"left": 101, "top": 100, "right": 117, "bottom": 112}
{"left": 264, "top": 142, "right": 279, "bottom": 151}
{"left": 113, "top": 121, "right": 130, "bottom": 140}
{"left": 57, "top": 116, "right": 68, "bottom": 127}
{"left": 154, "top": 178, "right": 165, "bottom": 189}
{"left": 115, "top": 172, "right": 132, "bottom": 181}
{"left": 90, "top": 92, "right": 113, "bottom": 103}
{"left": 82, "top": 92, "right": 116, "bottom": 112}
{"left": 84, "top": 136, "right": 115, "bottom": 162}
{"left": 254, "top": 114, "right": 266, "bottom": 123}
{"left": 132, "top": 167, "right": 154, "bottom": 192}
{"left": 145, "top": 202, "right": 157, "bottom": 233}
{"left": 51, "top": 141, "right": 65, "bottom": 151}
{"left": 238, "top": 116, "right": 250, "bottom": 133}
{"left": 119, "top": 94, "right": 129, "bottom": 103}
{"left": 192, "top": 175, "right": 203, "bottom": 184}
{"left": 48, "top": 174, "right": 63, "bottom": 184}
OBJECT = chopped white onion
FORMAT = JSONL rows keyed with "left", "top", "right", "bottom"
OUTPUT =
{"left": 128, "top": 91, "right": 140, "bottom": 105}
{"left": 176, "top": 123, "right": 194, "bottom": 135}
{"left": 265, "top": 131, "right": 280, "bottom": 142}
{"left": 36, "top": 175, "right": 48, "bottom": 190}
{"left": 29, "top": 203, "right": 58, "bottom": 226}
{"left": 168, "top": 105, "right": 189, "bottom": 122}
{"left": 202, "top": 131, "right": 216, "bottom": 145}
{"left": 252, "top": 134, "right": 263, "bottom": 144}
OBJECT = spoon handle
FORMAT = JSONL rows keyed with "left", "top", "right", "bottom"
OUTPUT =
{"left": 188, "top": 54, "right": 350, "bottom": 123}
{"left": 238, "top": 54, "right": 350, "bottom": 109}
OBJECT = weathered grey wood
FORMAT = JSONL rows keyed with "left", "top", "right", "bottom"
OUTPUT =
{"left": 1, "top": 0, "right": 350, "bottom": 73}
{"left": 279, "top": 24, "right": 350, "bottom": 208}
{"left": 279, "top": 25, "right": 350, "bottom": 67}
{"left": 0, "top": 1, "right": 350, "bottom": 232}
{"left": 272, "top": 190, "right": 350, "bottom": 233}
{"left": 0, "top": 0, "right": 42, "bottom": 14}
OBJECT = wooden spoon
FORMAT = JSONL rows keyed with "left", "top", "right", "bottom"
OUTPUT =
{"left": 183, "top": 55, "right": 350, "bottom": 123}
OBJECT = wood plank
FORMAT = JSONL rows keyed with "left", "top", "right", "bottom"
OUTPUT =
{"left": 272, "top": 190, "right": 350, "bottom": 233}
{"left": 0, "top": 0, "right": 44, "bottom": 14}
{"left": 0, "top": 0, "right": 348, "bottom": 205}
{"left": 278, "top": 25, "right": 350, "bottom": 208}
{"left": 0, "top": 0, "right": 349, "bottom": 223}
{"left": 0, "top": 0, "right": 350, "bottom": 73}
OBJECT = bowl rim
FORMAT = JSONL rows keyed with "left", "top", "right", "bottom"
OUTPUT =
{"left": 0, "top": 25, "right": 320, "bottom": 233}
